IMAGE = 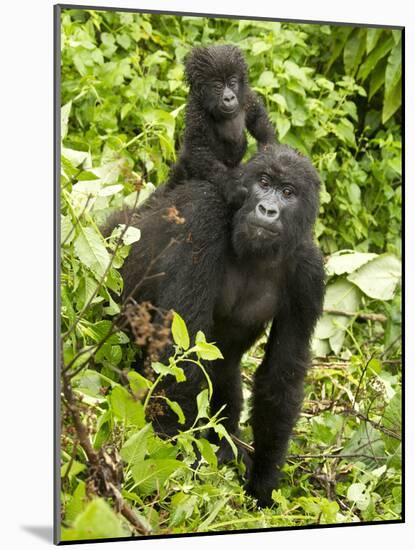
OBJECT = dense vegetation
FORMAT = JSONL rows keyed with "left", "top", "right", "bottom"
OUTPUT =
{"left": 59, "top": 8, "right": 402, "bottom": 541}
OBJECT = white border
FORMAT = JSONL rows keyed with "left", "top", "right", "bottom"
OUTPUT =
{"left": 1, "top": 1, "right": 412, "bottom": 548}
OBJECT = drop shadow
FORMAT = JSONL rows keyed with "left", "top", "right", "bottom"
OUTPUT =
{"left": 21, "top": 525, "right": 53, "bottom": 543}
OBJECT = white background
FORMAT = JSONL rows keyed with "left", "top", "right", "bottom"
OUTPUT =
{"left": 1, "top": 0, "right": 412, "bottom": 548}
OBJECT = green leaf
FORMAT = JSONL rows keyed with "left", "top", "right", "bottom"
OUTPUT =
{"left": 347, "top": 483, "right": 371, "bottom": 511}
{"left": 343, "top": 29, "right": 366, "bottom": 75}
{"left": 369, "top": 57, "right": 387, "bottom": 100}
{"left": 131, "top": 459, "right": 184, "bottom": 495}
{"left": 61, "top": 101, "right": 72, "bottom": 141}
{"left": 333, "top": 118, "right": 356, "bottom": 147}
{"left": 164, "top": 398, "right": 186, "bottom": 424}
{"left": 66, "top": 481, "right": 86, "bottom": 522}
{"left": 326, "top": 251, "right": 377, "bottom": 276}
{"left": 384, "top": 40, "right": 402, "bottom": 97}
{"left": 196, "top": 388, "right": 210, "bottom": 419}
{"left": 257, "top": 70, "right": 279, "bottom": 88}
{"left": 275, "top": 115, "right": 291, "bottom": 140}
{"left": 196, "top": 437, "right": 218, "bottom": 468}
{"left": 347, "top": 254, "right": 401, "bottom": 300}
{"left": 110, "top": 386, "right": 145, "bottom": 428}
{"left": 366, "top": 29, "right": 383, "bottom": 54}
{"left": 61, "top": 498, "right": 125, "bottom": 541}
{"left": 195, "top": 341, "right": 223, "bottom": 361}
{"left": 74, "top": 226, "right": 110, "bottom": 278}
{"left": 383, "top": 77, "right": 402, "bottom": 123}
{"left": 120, "top": 424, "right": 152, "bottom": 465}
{"left": 269, "top": 93, "right": 287, "bottom": 112}
{"left": 152, "top": 361, "right": 186, "bottom": 382}
{"left": 357, "top": 36, "right": 394, "bottom": 81}
{"left": 61, "top": 459, "right": 86, "bottom": 480}
{"left": 252, "top": 41, "right": 271, "bottom": 56}
{"left": 171, "top": 312, "right": 190, "bottom": 350}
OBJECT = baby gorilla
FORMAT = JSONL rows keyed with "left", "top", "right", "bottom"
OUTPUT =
{"left": 168, "top": 44, "right": 276, "bottom": 207}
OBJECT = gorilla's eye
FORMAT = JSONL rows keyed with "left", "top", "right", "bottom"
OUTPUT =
{"left": 282, "top": 187, "right": 294, "bottom": 197}
{"left": 212, "top": 80, "right": 223, "bottom": 92}
{"left": 259, "top": 174, "right": 271, "bottom": 188}
{"left": 228, "top": 76, "right": 238, "bottom": 89}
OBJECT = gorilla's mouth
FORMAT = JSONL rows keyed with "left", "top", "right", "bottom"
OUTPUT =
{"left": 219, "top": 104, "right": 239, "bottom": 116}
{"left": 249, "top": 221, "right": 280, "bottom": 237}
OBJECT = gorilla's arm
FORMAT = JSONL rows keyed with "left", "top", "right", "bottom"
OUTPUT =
{"left": 245, "top": 90, "right": 276, "bottom": 146}
{"left": 247, "top": 243, "right": 325, "bottom": 507}
{"left": 170, "top": 117, "right": 246, "bottom": 208}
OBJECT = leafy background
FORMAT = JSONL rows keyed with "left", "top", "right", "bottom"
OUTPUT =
{"left": 59, "top": 8, "right": 402, "bottom": 541}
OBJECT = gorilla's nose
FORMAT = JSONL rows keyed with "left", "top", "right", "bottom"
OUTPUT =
{"left": 256, "top": 202, "right": 280, "bottom": 221}
{"left": 223, "top": 89, "right": 236, "bottom": 106}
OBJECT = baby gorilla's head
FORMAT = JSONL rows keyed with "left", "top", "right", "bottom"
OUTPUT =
{"left": 184, "top": 45, "right": 249, "bottom": 119}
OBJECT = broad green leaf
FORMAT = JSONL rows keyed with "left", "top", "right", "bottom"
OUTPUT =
{"left": 347, "top": 254, "right": 401, "bottom": 300}
{"left": 165, "top": 397, "right": 186, "bottom": 424}
{"left": 196, "top": 437, "right": 218, "bottom": 468}
{"left": 120, "top": 424, "right": 152, "bottom": 464}
{"left": 61, "top": 498, "right": 125, "bottom": 540}
{"left": 62, "top": 147, "right": 91, "bottom": 169}
{"left": 110, "top": 386, "right": 145, "bottom": 428}
{"left": 257, "top": 70, "right": 279, "bottom": 88}
{"left": 196, "top": 388, "right": 210, "bottom": 419}
{"left": 333, "top": 118, "right": 356, "bottom": 147}
{"left": 252, "top": 41, "right": 271, "bottom": 56}
{"left": 325, "top": 251, "right": 377, "bottom": 276}
{"left": 357, "top": 36, "right": 394, "bottom": 81}
{"left": 66, "top": 481, "right": 86, "bottom": 522}
{"left": 61, "top": 215, "right": 74, "bottom": 245}
{"left": 347, "top": 182, "right": 361, "bottom": 206}
{"left": 117, "top": 224, "right": 141, "bottom": 245}
{"left": 343, "top": 29, "right": 366, "bottom": 75}
{"left": 128, "top": 371, "right": 151, "bottom": 393}
{"left": 324, "top": 279, "right": 361, "bottom": 313}
{"left": 315, "top": 280, "right": 361, "bottom": 353}
{"left": 74, "top": 226, "right": 110, "bottom": 278}
{"left": 169, "top": 493, "right": 198, "bottom": 527}
{"left": 131, "top": 458, "right": 184, "bottom": 494}
{"left": 61, "top": 101, "right": 72, "bottom": 140}
{"left": 61, "top": 459, "right": 86, "bottom": 480}
{"left": 366, "top": 28, "right": 383, "bottom": 54}
{"left": 269, "top": 93, "right": 287, "bottom": 112}
{"left": 152, "top": 361, "right": 186, "bottom": 382}
{"left": 275, "top": 115, "right": 291, "bottom": 140}
{"left": 194, "top": 341, "right": 223, "bottom": 361}
{"left": 383, "top": 77, "right": 402, "bottom": 123}
{"left": 384, "top": 39, "right": 402, "bottom": 97}
{"left": 347, "top": 483, "right": 371, "bottom": 511}
{"left": 369, "top": 57, "right": 387, "bottom": 100}
{"left": 342, "top": 423, "right": 386, "bottom": 470}
{"left": 171, "top": 312, "right": 190, "bottom": 350}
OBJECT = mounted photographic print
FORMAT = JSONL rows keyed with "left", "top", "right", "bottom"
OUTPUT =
{"left": 55, "top": 4, "right": 404, "bottom": 544}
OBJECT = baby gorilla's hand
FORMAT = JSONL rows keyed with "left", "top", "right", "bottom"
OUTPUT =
{"left": 222, "top": 167, "right": 247, "bottom": 210}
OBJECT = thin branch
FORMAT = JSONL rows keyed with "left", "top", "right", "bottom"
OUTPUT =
{"left": 61, "top": 371, "right": 150, "bottom": 536}
{"left": 324, "top": 308, "right": 387, "bottom": 323}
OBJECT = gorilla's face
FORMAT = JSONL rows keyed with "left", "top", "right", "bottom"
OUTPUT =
{"left": 184, "top": 44, "right": 248, "bottom": 120}
{"left": 232, "top": 145, "right": 320, "bottom": 257}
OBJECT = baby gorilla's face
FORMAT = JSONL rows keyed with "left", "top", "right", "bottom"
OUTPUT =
{"left": 231, "top": 145, "right": 320, "bottom": 257}
{"left": 184, "top": 44, "right": 248, "bottom": 120}
{"left": 202, "top": 74, "right": 241, "bottom": 118}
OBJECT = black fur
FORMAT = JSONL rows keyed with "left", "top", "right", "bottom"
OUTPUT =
{"left": 167, "top": 44, "right": 276, "bottom": 207}
{"left": 106, "top": 144, "right": 325, "bottom": 507}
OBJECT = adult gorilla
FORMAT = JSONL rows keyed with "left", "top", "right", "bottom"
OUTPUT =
{"left": 108, "top": 144, "right": 325, "bottom": 507}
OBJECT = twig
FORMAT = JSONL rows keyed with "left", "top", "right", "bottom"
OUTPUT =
{"left": 61, "top": 371, "right": 150, "bottom": 535}
{"left": 324, "top": 309, "right": 387, "bottom": 323}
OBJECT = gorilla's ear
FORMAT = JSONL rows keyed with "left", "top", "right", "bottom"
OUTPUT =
{"left": 184, "top": 47, "right": 207, "bottom": 89}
